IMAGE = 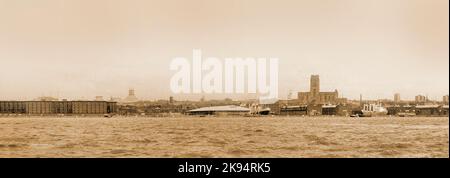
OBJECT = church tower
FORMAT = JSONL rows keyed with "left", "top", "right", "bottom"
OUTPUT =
{"left": 310, "top": 75, "right": 320, "bottom": 96}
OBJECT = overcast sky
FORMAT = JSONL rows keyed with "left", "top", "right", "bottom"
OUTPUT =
{"left": 0, "top": 0, "right": 448, "bottom": 101}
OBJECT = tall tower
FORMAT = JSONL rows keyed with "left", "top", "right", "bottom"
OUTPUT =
{"left": 169, "top": 96, "right": 174, "bottom": 104}
{"left": 128, "top": 88, "right": 135, "bottom": 97}
{"left": 124, "top": 88, "right": 138, "bottom": 103}
{"left": 310, "top": 75, "right": 320, "bottom": 95}
{"left": 394, "top": 93, "right": 401, "bottom": 103}
{"left": 359, "top": 94, "right": 363, "bottom": 107}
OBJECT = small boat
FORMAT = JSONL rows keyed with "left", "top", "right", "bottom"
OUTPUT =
{"left": 397, "top": 112, "right": 416, "bottom": 117}
{"left": 257, "top": 108, "right": 271, "bottom": 115}
{"left": 350, "top": 110, "right": 366, "bottom": 117}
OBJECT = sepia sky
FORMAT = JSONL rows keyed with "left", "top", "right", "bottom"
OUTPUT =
{"left": 0, "top": 0, "right": 448, "bottom": 101}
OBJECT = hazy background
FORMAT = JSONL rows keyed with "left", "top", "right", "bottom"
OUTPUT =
{"left": 0, "top": 0, "right": 448, "bottom": 101}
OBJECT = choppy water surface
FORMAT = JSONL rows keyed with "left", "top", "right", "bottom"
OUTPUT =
{"left": 0, "top": 116, "right": 448, "bottom": 158}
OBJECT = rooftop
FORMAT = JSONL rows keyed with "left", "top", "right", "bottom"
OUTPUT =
{"left": 322, "top": 104, "right": 337, "bottom": 108}
{"left": 189, "top": 105, "right": 250, "bottom": 112}
{"left": 415, "top": 105, "right": 440, "bottom": 109}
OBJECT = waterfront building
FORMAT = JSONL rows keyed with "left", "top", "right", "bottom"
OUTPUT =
{"left": 0, "top": 101, "right": 117, "bottom": 115}
{"left": 188, "top": 105, "right": 250, "bottom": 116}
{"left": 415, "top": 105, "right": 441, "bottom": 116}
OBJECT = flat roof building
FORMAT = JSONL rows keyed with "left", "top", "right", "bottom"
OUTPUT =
{"left": 188, "top": 105, "right": 250, "bottom": 116}
{"left": 0, "top": 101, "right": 117, "bottom": 115}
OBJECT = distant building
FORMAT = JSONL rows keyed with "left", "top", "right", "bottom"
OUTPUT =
{"left": 415, "top": 95, "right": 427, "bottom": 103}
{"left": 443, "top": 95, "right": 449, "bottom": 103}
{"left": 95, "top": 96, "right": 104, "bottom": 101}
{"left": 123, "top": 88, "right": 139, "bottom": 103}
{"left": 0, "top": 101, "right": 117, "bottom": 115}
{"left": 35, "top": 96, "right": 58, "bottom": 101}
{"left": 267, "top": 75, "right": 348, "bottom": 116}
{"left": 169, "top": 96, "right": 174, "bottom": 104}
{"left": 415, "top": 105, "right": 441, "bottom": 116}
{"left": 394, "top": 93, "right": 401, "bottom": 103}
{"left": 279, "top": 105, "right": 308, "bottom": 116}
{"left": 297, "top": 75, "right": 346, "bottom": 104}
{"left": 307, "top": 104, "right": 322, "bottom": 116}
{"left": 322, "top": 104, "right": 338, "bottom": 115}
{"left": 442, "top": 105, "right": 449, "bottom": 116}
{"left": 386, "top": 105, "right": 415, "bottom": 116}
{"left": 188, "top": 105, "right": 250, "bottom": 116}
{"left": 109, "top": 97, "right": 122, "bottom": 102}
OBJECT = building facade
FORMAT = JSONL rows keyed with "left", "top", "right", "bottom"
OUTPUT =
{"left": 443, "top": 95, "right": 449, "bottom": 103}
{"left": 415, "top": 95, "right": 427, "bottom": 103}
{"left": 394, "top": 93, "right": 401, "bottom": 103}
{"left": 297, "top": 75, "right": 346, "bottom": 104}
{"left": 123, "top": 88, "right": 139, "bottom": 103}
{"left": 0, "top": 101, "right": 117, "bottom": 115}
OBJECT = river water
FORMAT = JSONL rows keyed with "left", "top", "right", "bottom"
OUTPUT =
{"left": 0, "top": 116, "right": 448, "bottom": 157}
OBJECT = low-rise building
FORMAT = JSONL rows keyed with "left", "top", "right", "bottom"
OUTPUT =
{"left": 279, "top": 105, "right": 307, "bottom": 116}
{"left": 321, "top": 104, "right": 337, "bottom": 115}
{"left": 415, "top": 105, "right": 441, "bottom": 116}
{"left": 441, "top": 105, "right": 449, "bottom": 116}
{"left": 0, "top": 101, "right": 117, "bottom": 115}
{"left": 188, "top": 105, "right": 250, "bottom": 116}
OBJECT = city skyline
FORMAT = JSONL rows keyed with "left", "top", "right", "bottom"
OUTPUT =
{"left": 0, "top": 84, "right": 448, "bottom": 102}
{"left": 0, "top": 0, "right": 448, "bottom": 101}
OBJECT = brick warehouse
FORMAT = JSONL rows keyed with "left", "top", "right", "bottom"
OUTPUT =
{"left": 0, "top": 101, "right": 117, "bottom": 115}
